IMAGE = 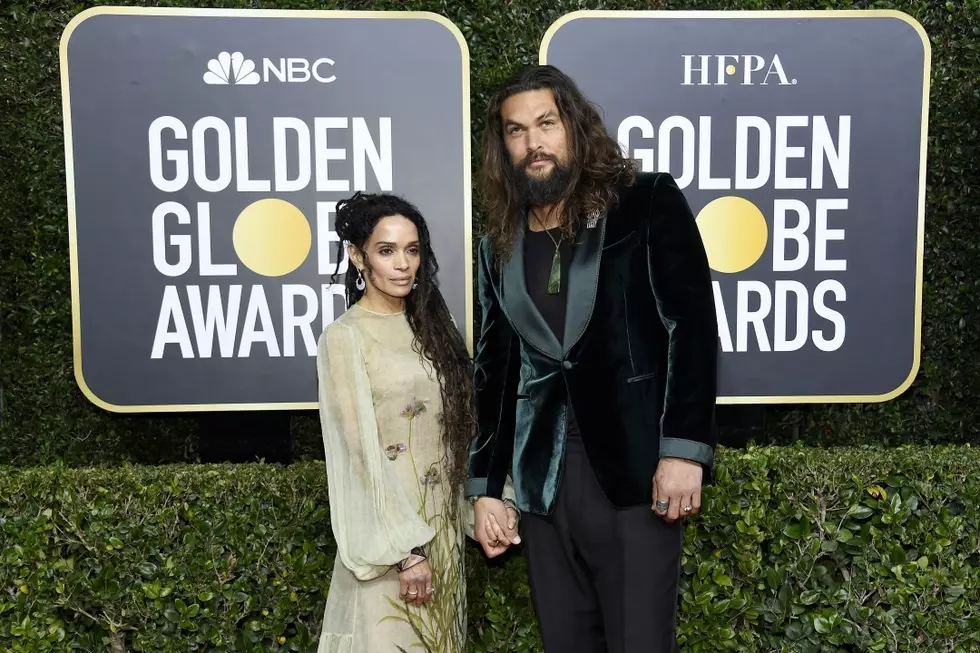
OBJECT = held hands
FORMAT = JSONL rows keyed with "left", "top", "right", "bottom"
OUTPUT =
{"left": 474, "top": 497, "right": 521, "bottom": 558}
{"left": 652, "top": 457, "right": 703, "bottom": 522}
{"left": 398, "top": 559, "right": 434, "bottom": 607}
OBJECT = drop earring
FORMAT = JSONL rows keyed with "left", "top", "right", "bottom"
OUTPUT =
{"left": 412, "top": 278, "right": 419, "bottom": 290}
{"left": 355, "top": 268, "right": 366, "bottom": 290}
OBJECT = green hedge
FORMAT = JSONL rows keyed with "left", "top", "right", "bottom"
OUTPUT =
{"left": 1, "top": 445, "right": 978, "bottom": 652}
{"left": 1, "top": 0, "right": 979, "bottom": 466}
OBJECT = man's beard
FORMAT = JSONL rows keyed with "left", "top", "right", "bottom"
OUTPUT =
{"left": 512, "top": 154, "right": 573, "bottom": 207}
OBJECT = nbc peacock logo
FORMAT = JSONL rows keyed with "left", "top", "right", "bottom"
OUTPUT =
{"left": 203, "top": 51, "right": 260, "bottom": 85}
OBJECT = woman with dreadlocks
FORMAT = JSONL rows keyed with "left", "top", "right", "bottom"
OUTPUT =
{"left": 315, "top": 192, "right": 518, "bottom": 653}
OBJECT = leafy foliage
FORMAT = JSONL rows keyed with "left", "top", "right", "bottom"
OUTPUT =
{"left": 0, "top": 0, "right": 978, "bottom": 465}
{"left": 2, "top": 446, "right": 978, "bottom": 651}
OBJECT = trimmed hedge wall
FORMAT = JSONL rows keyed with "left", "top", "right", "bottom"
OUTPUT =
{"left": 2, "top": 446, "right": 979, "bottom": 652}
{"left": 0, "top": 0, "right": 978, "bottom": 466}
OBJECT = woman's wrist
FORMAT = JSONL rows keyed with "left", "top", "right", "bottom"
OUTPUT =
{"left": 397, "top": 546, "right": 427, "bottom": 572}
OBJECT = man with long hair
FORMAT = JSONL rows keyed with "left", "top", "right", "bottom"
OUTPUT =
{"left": 465, "top": 65, "right": 719, "bottom": 652}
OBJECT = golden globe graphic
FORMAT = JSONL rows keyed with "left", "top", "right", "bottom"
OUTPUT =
{"left": 542, "top": 10, "right": 930, "bottom": 402}
{"left": 696, "top": 196, "right": 768, "bottom": 274}
{"left": 232, "top": 199, "right": 313, "bottom": 278}
{"left": 61, "top": 7, "right": 472, "bottom": 411}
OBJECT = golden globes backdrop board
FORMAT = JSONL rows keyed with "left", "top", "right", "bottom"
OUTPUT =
{"left": 60, "top": 7, "right": 471, "bottom": 412}
{"left": 541, "top": 10, "right": 930, "bottom": 403}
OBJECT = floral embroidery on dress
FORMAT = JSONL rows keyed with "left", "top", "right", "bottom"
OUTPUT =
{"left": 401, "top": 398, "right": 427, "bottom": 420}
{"left": 384, "top": 443, "right": 408, "bottom": 461}
{"left": 420, "top": 463, "right": 441, "bottom": 486}
{"left": 381, "top": 398, "right": 464, "bottom": 652}
{"left": 385, "top": 452, "right": 463, "bottom": 653}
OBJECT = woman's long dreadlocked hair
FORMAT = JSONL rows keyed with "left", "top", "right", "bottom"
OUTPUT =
{"left": 331, "top": 192, "right": 476, "bottom": 497}
{"left": 480, "top": 64, "right": 636, "bottom": 263}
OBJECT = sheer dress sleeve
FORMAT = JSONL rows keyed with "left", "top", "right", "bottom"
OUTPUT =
{"left": 317, "top": 322, "right": 435, "bottom": 581}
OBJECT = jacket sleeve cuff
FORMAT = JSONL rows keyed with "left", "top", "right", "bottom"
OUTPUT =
{"left": 660, "top": 437, "right": 714, "bottom": 467}
{"left": 465, "top": 478, "right": 489, "bottom": 498}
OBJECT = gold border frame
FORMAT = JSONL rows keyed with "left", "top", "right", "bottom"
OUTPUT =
{"left": 60, "top": 6, "right": 473, "bottom": 413}
{"left": 541, "top": 9, "right": 931, "bottom": 405}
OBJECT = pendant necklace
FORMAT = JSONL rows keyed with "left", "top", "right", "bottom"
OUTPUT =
{"left": 542, "top": 226, "right": 562, "bottom": 295}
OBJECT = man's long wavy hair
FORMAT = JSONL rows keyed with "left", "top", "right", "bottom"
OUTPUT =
{"left": 332, "top": 192, "right": 475, "bottom": 502}
{"left": 480, "top": 65, "right": 636, "bottom": 262}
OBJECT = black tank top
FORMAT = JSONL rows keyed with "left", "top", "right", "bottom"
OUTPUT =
{"left": 524, "top": 226, "right": 582, "bottom": 440}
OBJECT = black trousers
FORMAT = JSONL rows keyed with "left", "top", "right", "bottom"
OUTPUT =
{"left": 521, "top": 436, "right": 683, "bottom": 653}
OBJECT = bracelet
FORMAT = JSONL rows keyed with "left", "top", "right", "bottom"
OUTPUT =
{"left": 502, "top": 498, "right": 521, "bottom": 522}
{"left": 396, "top": 546, "right": 426, "bottom": 572}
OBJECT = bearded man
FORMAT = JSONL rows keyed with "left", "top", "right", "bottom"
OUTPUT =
{"left": 466, "top": 65, "right": 719, "bottom": 653}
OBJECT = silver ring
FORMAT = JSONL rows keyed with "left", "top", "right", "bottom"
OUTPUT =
{"left": 655, "top": 500, "right": 669, "bottom": 511}
{"left": 683, "top": 505, "right": 692, "bottom": 513}
{"left": 408, "top": 590, "right": 418, "bottom": 595}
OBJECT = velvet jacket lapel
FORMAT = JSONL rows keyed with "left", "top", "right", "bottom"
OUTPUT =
{"left": 499, "top": 214, "right": 607, "bottom": 359}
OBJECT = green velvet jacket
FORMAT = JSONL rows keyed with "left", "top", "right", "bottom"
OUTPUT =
{"left": 464, "top": 171, "right": 719, "bottom": 516}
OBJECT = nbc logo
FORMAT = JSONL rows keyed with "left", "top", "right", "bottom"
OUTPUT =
{"left": 204, "top": 51, "right": 260, "bottom": 85}
{"left": 203, "top": 52, "right": 337, "bottom": 85}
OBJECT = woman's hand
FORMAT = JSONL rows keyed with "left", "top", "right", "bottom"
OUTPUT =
{"left": 398, "top": 560, "right": 433, "bottom": 607}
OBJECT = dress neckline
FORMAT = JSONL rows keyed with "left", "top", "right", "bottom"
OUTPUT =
{"left": 352, "top": 303, "right": 405, "bottom": 317}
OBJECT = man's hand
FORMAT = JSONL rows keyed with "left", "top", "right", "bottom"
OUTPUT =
{"left": 652, "top": 457, "right": 703, "bottom": 522}
{"left": 474, "top": 497, "right": 520, "bottom": 558}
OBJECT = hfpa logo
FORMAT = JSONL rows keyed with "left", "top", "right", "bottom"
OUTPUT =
{"left": 682, "top": 54, "right": 796, "bottom": 86}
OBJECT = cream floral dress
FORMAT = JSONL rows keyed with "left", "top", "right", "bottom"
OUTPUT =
{"left": 315, "top": 303, "right": 469, "bottom": 653}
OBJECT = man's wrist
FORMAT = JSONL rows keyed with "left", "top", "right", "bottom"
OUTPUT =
{"left": 659, "top": 437, "right": 714, "bottom": 467}
{"left": 661, "top": 456, "right": 702, "bottom": 468}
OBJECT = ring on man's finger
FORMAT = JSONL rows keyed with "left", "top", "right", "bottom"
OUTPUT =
{"left": 655, "top": 500, "right": 669, "bottom": 511}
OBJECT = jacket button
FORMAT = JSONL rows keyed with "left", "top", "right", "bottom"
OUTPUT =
{"left": 562, "top": 360, "right": 573, "bottom": 370}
